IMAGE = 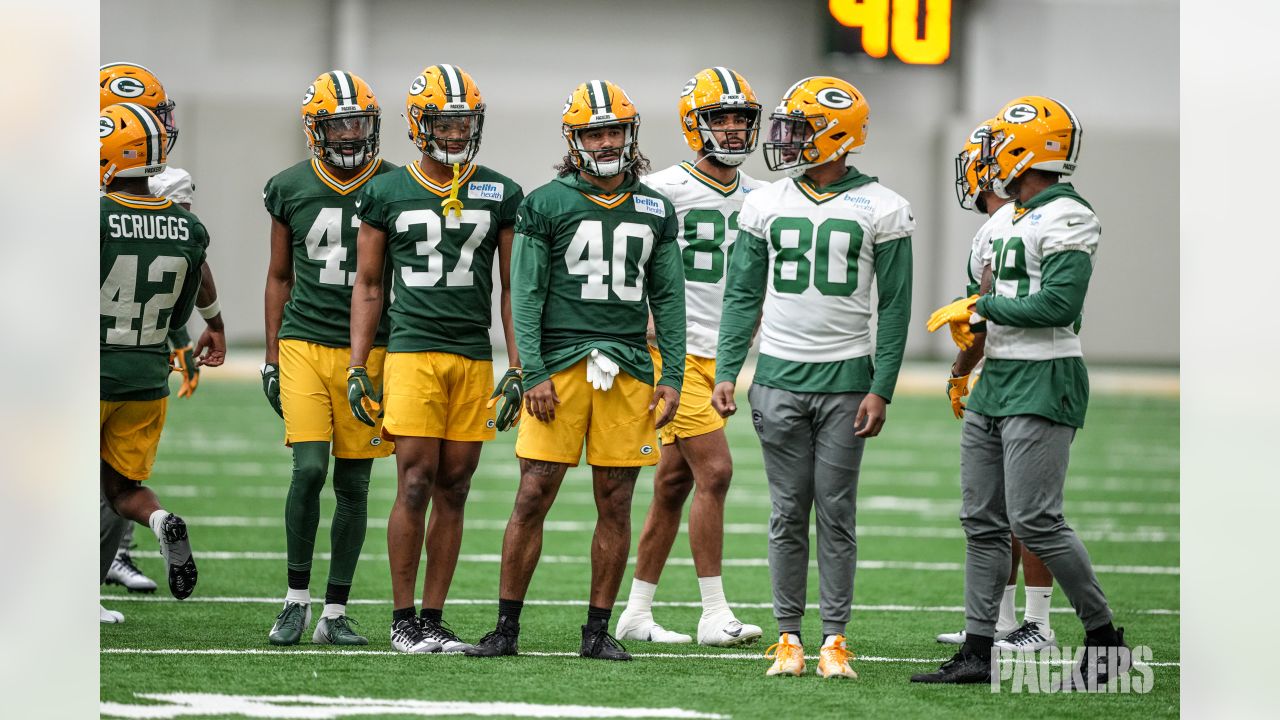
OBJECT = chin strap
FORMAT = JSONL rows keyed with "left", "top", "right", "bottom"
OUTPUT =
{"left": 441, "top": 162, "right": 464, "bottom": 218}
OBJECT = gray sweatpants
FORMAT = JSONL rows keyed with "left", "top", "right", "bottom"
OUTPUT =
{"left": 748, "top": 385, "right": 866, "bottom": 639}
{"left": 100, "top": 490, "right": 129, "bottom": 583}
{"left": 960, "top": 411, "right": 1112, "bottom": 636}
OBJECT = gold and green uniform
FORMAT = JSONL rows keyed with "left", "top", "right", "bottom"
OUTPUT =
{"left": 356, "top": 162, "right": 522, "bottom": 358}
{"left": 263, "top": 158, "right": 397, "bottom": 348}
{"left": 100, "top": 193, "right": 209, "bottom": 401}
{"left": 512, "top": 172, "right": 686, "bottom": 390}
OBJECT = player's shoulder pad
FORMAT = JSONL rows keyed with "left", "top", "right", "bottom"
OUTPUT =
{"left": 738, "top": 170, "right": 769, "bottom": 193}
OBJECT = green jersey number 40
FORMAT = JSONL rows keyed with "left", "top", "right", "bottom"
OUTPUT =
{"left": 101, "top": 254, "right": 189, "bottom": 345}
{"left": 566, "top": 219, "right": 654, "bottom": 302}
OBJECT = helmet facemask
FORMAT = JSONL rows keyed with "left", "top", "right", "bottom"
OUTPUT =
{"left": 310, "top": 111, "right": 380, "bottom": 170}
{"left": 152, "top": 99, "right": 179, "bottom": 154}
{"left": 568, "top": 121, "right": 638, "bottom": 177}
{"left": 764, "top": 113, "right": 825, "bottom": 177}
{"left": 694, "top": 107, "right": 760, "bottom": 167}
{"left": 418, "top": 109, "right": 484, "bottom": 166}
{"left": 978, "top": 128, "right": 1027, "bottom": 199}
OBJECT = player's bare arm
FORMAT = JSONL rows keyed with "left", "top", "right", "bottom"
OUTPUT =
{"left": 348, "top": 221, "right": 386, "bottom": 368}
{"left": 263, "top": 217, "right": 295, "bottom": 367}
{"left": 192, "top": 261, "right": 225, "bottom": 367}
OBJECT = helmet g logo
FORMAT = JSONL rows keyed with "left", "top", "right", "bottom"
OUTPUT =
{"left": 1003, "top": 103, "right": 1037, "bottom": 123}
{"left": 99, "top": 116, "right": 115, "bottom": 137}
{"left": 302, "top": 85, "right": 315, "bottom": 104}
{"left": 109, "top": 77, "right": 145, "bottom": 98}
{"left": 409, "top": 75, "right": 427, "bottom": 95}
{"left": 562, "top": 93, "right": 573, "bottom": 115}
{"left": 815, "top": 87, "right": 853, "bottom": 109}
{"left": 681, "top": 77, "right": 697, "bottom": 97}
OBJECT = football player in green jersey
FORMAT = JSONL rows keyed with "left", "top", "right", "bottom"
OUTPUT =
{"left": 100, "top": 103, "right": 224, "bottom": 620}
{"left": 465, "top": 80, "right": 685, "bottom": 662}
{"left": 349, "top": 65, "right": 523, "bottom": 654}
{"left": 261, "top": 71, "right": 396, "bottom": 646}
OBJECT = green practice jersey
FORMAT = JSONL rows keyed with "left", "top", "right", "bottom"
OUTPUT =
{"left": 263, "top": 158, "right": 397, "bottom": 348}
{"left": 100, "top": 193, "right": 209, "bottom": 401}
{"left": 356, "top": 162, "right": 522, "bottom": 358}
{"left": 511, "top": 172, "right": 686, "bottom": 390}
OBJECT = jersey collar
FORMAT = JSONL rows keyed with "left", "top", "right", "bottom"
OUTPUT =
{"left": 106, "top": 192, "right": 172, "bottom": 210}
{"left": 558, "top": 171, "right": 641, "bottom": 209}
{"left": 791, "top": 166, "right": 877, "bottom": 204}
{"left": 678, "top": 161, "right": 740, "bottom": 196}
{"left": 1012, "top": 182, "right": 1092, "bottom": 223}
{"left": 407, "top": 161, "right": 476, "bottom": 197}
{"left": 311, "top": 157, "right": 383, "bottom": 195}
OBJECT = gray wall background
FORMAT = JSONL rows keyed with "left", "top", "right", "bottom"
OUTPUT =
{"left": 102, "top": 0, "right": 1178, "bottom": 363}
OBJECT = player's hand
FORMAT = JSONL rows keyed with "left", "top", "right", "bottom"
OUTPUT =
{"left": 650, "top": 384, "right": 680, "bottom": 429}
{"left": 169, "top": 345, "right": 199, "bottom": 398}
{"left": 261, "top": 363, "right": 284, "bottom": 418}
{"left": 346, "top": 366, "right": 382, "bottom": 427}
{"left": 855, "top": 393, "right": 888, "bottom": 438}
{"left": 193, "top": 327, "right": 226, "bottom": 367}
{"left": 946, "top": 374, "right": 969, "bottom": 420}
{"left": 487, "top": 367, "right": 524, "bottom": 431}
{"left": 524, "top": 379, "right": 560, "bottom": 422}
{"left": 711, "top": 381, "right": 737, "bottom": 417}
{"left": 926, "top": 295, "right": 980, "bottom": 351}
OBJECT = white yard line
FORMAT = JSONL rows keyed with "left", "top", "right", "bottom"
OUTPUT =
{"left": 126, "top": 550, "right": 1180, "bottom": 575}
{"left": 100, "top": 594, "right": 1181, "bottom": 615}
{"left": 99, "top": 648, "right": 1180, "bottom": 668}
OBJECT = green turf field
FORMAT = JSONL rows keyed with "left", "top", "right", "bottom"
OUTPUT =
{"left": 100, "top": 376, "right": 1179, "bottom": 719}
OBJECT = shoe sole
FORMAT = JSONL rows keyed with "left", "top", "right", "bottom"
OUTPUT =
{"left": 699, "top": 631, "right": 762, "bottom": 648}
{"left": 268, "top": 634, "right": 301, "bottom": 646}
{"left": 160, "top": 515, "right": 197, "bottom": 600}
{"left": 105, "top": 577, "right": 158, "bottom": 593}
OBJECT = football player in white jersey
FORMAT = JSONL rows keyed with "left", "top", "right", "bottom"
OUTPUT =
{"left": 714, "top": 77, "right": 914, "bottom": 679}
{"left": 913, "top": 97, "right": 1129, "bottom": 690}
{"left": 931, "top": 120, "right": 1060, "bottom": 654}
{"left": 99, "top": 63, "right": 225, "bottom": 618}
{"left": 614, "top": 67, "right": 765, "bottom": 648}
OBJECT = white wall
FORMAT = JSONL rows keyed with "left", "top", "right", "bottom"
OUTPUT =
{"left": 102, "top": 0, "right": 1178, "bottom": 363}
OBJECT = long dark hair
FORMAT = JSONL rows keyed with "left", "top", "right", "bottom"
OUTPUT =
{"left": 554, "top": 150, "right": 652, "bottom": 177}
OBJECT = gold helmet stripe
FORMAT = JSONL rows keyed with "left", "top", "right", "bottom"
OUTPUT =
{"left": 121, "top": 102, "right": 161, "bottom": 167}
{"left": 712, "top": 66, "right": 737, "bottom": 96}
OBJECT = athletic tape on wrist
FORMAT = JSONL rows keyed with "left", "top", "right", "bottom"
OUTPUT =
{"left": 197, "top": 299, "right": 221, "bottom": 320}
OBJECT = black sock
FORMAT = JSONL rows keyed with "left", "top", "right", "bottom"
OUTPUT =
{"left": 1085, "top": 622, "right": 1120, "bottom": 646}
{"left": 586, "top": 605, "right": 611, "bottom": 630}
{"left": 287, "top": 569, "right": 310, "bottom": 591}
{"left": 325, "top": 582, "right": 351, "bottom": 607}
{"left": 420, "top": 607, "right": 443, "bottom": 624}
{"left": 498, "top": 598, "right": 524, "bottom": 626}
{"left": 392, "top": 606, "right": 416, "bottom": 624}
{"left": 962, "top": 633, "right": 994, "bottom": 661}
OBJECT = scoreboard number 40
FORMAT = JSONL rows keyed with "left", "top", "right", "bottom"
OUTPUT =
{"left": 828, "top": 0, "right": 952, "bottom": 65}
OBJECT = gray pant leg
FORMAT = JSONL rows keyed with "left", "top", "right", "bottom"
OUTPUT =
{"left": 1003, "top": 415, "right": 1113, "bottom": 631}
{"left": 810, "top": 392, "right": 866, "bottom": 638}
{"left": 960, "top": 411, "right": 1012, "bottom": 637}
{"left": 100, "top": 490, "right": 128, "bottom": 583}
{"left": 119, "top": 518, "right": 135, "bottom": 551}
{"left": 748, "top": 384, "right": 814, "bottom": 636}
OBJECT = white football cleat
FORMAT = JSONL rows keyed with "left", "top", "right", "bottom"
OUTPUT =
{"left": 697, "top": 614, "right": 762, "bottom": 647}
{"left": 100, "top": 604, "right": 124, "bottom": 624}
{"left": 936, "top": 626, "right": 1015, "bottom": 644}
{"left": 105, "top": 551, "right": 158, "bottom": 593}
{"left": 994, "top": 621, "right": 1057, "bottom": 652}
{"left": 390, "top": 618, "right": 442, "bottom": 653}
{"left": 765, "top": 633, "right": 805, "bottom": 676}
{"left": 816, "top": 635, "right": 858, "bottom": 679}
{"left": 615, "top": 608, "right": 692, "bottom": 643}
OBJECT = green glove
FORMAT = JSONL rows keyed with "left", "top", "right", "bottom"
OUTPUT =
{"left": 346, "top": 365, "right": 381, "bottom": 427}
{"left": 486, "top": 367, "right": 524, "bottom": 431}
{"left": 260, "top": 363, "right": 283, "bottom": 418}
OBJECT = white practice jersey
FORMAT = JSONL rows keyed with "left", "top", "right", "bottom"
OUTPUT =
{"left": 643, "top": 162, "right": 766, "bottom": 358}
{"left": 149, "top": 166, "right": 195, "bottom": 206}
{"left": 982, "top": 192, "right": 1100, "bottom": 361}
{"left": 737, "top": 175, "right": 915, "bottom": 363}
{"left": 966, "top": 203, "right": 1013, "bottom": 293}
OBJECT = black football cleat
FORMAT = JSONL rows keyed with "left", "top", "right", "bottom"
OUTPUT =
{"left": 910, "top": 650, "right": 992, "bottom": 684}
{"left": 580, "top": 624, "right": 632, "bottom": 661}
{"left": 1057, "top": 627, "right": 1133, "bottom": 693}
{"left": 158, "top": 513, "right": 197, "bottom": 600}
{"left": 464, "top": 618, "right": 519, "bottom": 657}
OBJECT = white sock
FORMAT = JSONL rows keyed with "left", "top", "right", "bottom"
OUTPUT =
{"left": 148, "top": 509, "right": 168, "bottom": 541}
{"left": 996, "top": 584, "right": 1018, "bottom": 633}
{"left": 822, "top": 634, "right": 841, "bottom": 648}
{"left": 322, "top": 603, "right": 346, "bottom": 620}
{"left": 626, "top": 578, "right": 657, "bottom": 618}
{"left": 698, "top": 576, "right": 730, "bottom": 618}
{"left": 778, "top": 632, "right": 801, "bottom": 646}
{"left": 1024, "top": 586, "right": 1053, "bottom": 628}
{"left": 285, "top": 588, "right": 310, "bottom": 606}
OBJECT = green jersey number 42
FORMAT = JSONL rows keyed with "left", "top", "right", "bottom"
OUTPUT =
{"left": 101, "top": 254, "right": 189, "bottom": 345}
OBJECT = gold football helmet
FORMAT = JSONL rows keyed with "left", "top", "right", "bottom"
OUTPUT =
{"left": 954, "top": 119, "right": 995, "bottom": 213}
{"left": 561, "top": 80, "right": 640, "bottom": 177}
{"left": 678, "top": 67, "right": 761, "bottom": 166}
{"left": 404, "top": 64, "right": 485, "bottom": 165}
{"left": 99, "top": 63, "right": 178, "bottom": 153}
{"left": 301, "top": 70, "right": 381, "bottom": 170}
{"left": 980, "top": 96, "right": 1082, "bottom": 198}
{"left": 764, "top": 76, "right": 869, "bottom": 177}
{"left": 100, "top": 103, "right": 168, "bottom": 188}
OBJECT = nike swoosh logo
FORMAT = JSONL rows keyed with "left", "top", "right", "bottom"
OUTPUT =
{"left": 725, "top": 624, "right": 743, "bottom": 637}
{"left": 1067, "top": 220, "right": 1085, "bottom": 227}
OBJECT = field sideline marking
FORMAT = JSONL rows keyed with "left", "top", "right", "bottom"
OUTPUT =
{"left": 100, "top": 594, "right": 1181, "bottom": 615}
{"left": 99, "top": 647, "right": 1180, "bottom": 667}
{"left": 128, "top": 550, "right": 1181, "bottom": 575}
{"left": 179, "top": 515, "right": 1181, "bottom": 544}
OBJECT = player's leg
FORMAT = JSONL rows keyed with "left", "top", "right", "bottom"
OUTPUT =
{"left": 936, "top": 530, "right": 1021, "bottom": 645}
{"left": 996, "top": 535, "right": 1056, "bottom": 652}
{"left": 386, "top": 435, "right": 442, "bottom": 652}
{"left": 419, "top": 439, "right": 482, "bottom": 652}
{"left": 104, "top": 503, "right": 156, "bottom": 593}
{"left": 576, "top": 464, "right": 640, "bottom": 660}
{"left": 616, "top": 443, "right": 694, "bottom": 643}
{"left": 99, "top": 490, "right": 128, "bottom": 623}
{"left": 810, "top": 392, "right": 866, "bottom": 679}
{"left": 1001, "top": 415, "right": 1125, "bottom": 690}
{"left": 748, "top": 384, "right": 815, "bottom": 677}
{"left": 100, "top": 398, "right": 196, "bottom": 602}
{"left": 912, "top": 410, "right": 1009, "bottom": 684}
